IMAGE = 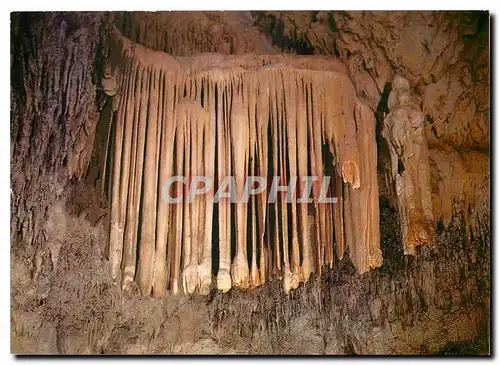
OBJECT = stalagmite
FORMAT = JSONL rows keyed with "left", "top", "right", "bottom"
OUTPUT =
{"left": 382, "top": 75, "right": 435, "bottom": 256}
{"left": 104, "top": 25, "right": 384, "bottom": 296}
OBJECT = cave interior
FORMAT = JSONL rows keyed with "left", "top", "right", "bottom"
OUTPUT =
{"left": 10, "top": 11, "right": 490, "bottom": 355}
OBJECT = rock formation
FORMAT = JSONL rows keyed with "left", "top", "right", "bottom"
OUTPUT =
{"left": 102, "top": 24, "right": 382, "bottom": 295}
{"left": 382, "top": 75, "right": 435, "bottom": 255}
{"left": 10, "top": 11, "right": 490, "bottom": 355}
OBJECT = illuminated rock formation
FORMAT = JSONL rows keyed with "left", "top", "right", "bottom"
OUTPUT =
{"left": 10, "top": 12, "right": 489, "bottom": 355}
{"left": 103, "top": 25, "right": 383, "bottom": 296}
{"left": 382, "top": 75, "right": 435, "bottom": 255}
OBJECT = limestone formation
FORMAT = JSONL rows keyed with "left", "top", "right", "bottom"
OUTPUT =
{"left": 382, "top": 75, "right": 435, "bottom": 255}
{"left": 10, "top": 11, "right": 490, "bottom": 355}
{"left": 103, "top": 24, "right": 383, "bottom": 296}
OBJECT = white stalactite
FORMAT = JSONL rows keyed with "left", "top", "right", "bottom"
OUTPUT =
{"left": 104, "top": 26, "right": 384, "bottom": 296}
{"left": 136, "top": 66, "right": 160, "bottom": 296}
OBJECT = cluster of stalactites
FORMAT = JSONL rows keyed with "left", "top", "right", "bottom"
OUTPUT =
{"left": 103, "top": 26, "right": 382, "bottom": 297}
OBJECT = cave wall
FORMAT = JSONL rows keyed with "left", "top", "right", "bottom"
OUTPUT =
{"left": 11, "top": 12, "right": 105, "bottom": 281}
{"left": 10, "top": 11, "right": 490, "bottom": 354}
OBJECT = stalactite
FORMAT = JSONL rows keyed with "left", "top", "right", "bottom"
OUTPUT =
{"left": 356, "top": 100, "right": 383, "bottom": 272}
{"left": 119, "top": 59, "right": 138, "bottom": 271}
{"left": 216, "top": 81, "right": 232, "bottom": 293}
{"left": 121, "top": 66, "right": 149, "bottom": 291}
{"left": 103, "top": 25, "right": 383, "bottom": 296}
{"left": 152, "top": 73, "right": 176, "bottom": 298}
{"left": 189, "top": 98, "right": 203, "bottom": 295}
{"left": 181, "top": 99, "right": 196, "bottom": 295}
{"left": 199, "top": 77, "right": 215, "bottom": 295}
{"left": 250, "top": 145, "right": 260, "bottom": 288}
{"left": 136, "top": 66, "right": 160, "bottom": 296}
{"left": 270, "top": 73, "right": 282, "bottom": 279}
{"left": 283, "top": 70, "right": 301, "bottom": 289}
{"left": 307, "top": 79, "right": 322, "bottom": 276}
{"left": 121, "top": 64, "right": 142, "bottom": 291}
{"left": 333, "top": 167, "right": 345, "bottom": 260}
{"left": 172, "top": 97, "right": 185, "bottom": 295}
{"left": 297, "top": 75, "right": 312, "bottom": 281}
{"left": 320, "top": 75, "right": 334, "bottom": 269}
{"left": 277, "top": 70, "right": 292, "bottom": 293}
{"left": 312, "top": 75, "right": 326, "bottom": 273}
{"left": 247, "top": 74, "right": 260, "bottom": 288}
{"left": 230, "top": 88, "right": 250, "bottom": 289}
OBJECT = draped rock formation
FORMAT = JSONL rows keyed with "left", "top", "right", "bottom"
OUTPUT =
{"left": 11, "top": 12, "right": 489, "bottom": 355}
{"left": 102, "top": 25, "right": 382, "bottom": 296}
